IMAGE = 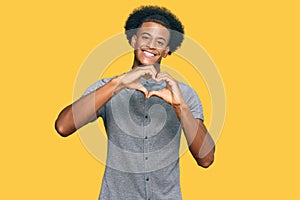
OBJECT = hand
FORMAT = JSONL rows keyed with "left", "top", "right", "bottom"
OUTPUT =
{"left": 147, "top": 72, "right": 185, "bottom": 106}
{"left": 114, "top": 65, "right": 157, "bottom": 96}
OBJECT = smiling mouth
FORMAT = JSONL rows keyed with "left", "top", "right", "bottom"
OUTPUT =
{"left": 142, "top": 50, "right": 156, "bottom": 57}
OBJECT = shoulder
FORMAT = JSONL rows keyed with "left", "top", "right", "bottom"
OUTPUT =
{"left": 91, "top": 78, "right": 112, "bottom": 88}
{"left": 178, "top": 82, "right": 199, "bottom": 99}
{"left": 82, "top": 78, "right": 112, "bottom": 96}
{"left": 178, "top": 81, "right": 204, "bottom": 120}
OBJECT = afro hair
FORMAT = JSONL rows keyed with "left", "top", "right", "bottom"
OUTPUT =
{"left": 124, "top": 5, "right": 184, "bottom": 55}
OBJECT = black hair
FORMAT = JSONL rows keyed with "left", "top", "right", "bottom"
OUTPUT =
{"left": 124, "top": 5, "right": 184, "bottom": 55}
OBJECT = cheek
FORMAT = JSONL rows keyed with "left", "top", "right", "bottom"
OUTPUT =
{"left": 137, "top": 38, "right": 147, "bottom": 46}
{"left": 160, "top": 50, "right": 168, "bottom": 57}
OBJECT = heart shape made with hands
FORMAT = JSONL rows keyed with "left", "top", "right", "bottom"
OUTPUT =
{"left": 139, "top": 77, "right": 167, "bottom": 98}
{"left": 138, "top": 76, "right": 182, "bottom": 106}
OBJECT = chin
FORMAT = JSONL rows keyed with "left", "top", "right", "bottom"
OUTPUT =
{"left": 139, "top": 58, "right": 162, "bottom": 66}
{"left": 141, "top": 60, "right": 156, "bottom": 66}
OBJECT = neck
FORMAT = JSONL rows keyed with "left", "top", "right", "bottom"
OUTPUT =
{"left": 131, "top": 60, "right": 161, "bottom": 73}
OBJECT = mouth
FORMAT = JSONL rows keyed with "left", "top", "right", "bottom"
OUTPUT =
{"left": 142, "top": 50, "right": 157, "bottom": 58}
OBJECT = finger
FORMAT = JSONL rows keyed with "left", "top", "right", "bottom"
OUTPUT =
{"left": 148, "top": 89, "right": 172, "bottom": 104}
{"left": 142, "top": 73, "right": 153, "bottom": 80}
{"left": 156, "top": 73, "right": 174, "bottom": 84}
{"left": 138, "top": 67, "right": 157, "bottom": 80}
{"left": 156, "top": 72, "right": 168, "bottom": 80}
{"left": 136, "top": 85, "right": 149, "bottom": 96}
{"left": 156, "top": 72, "right": 173, "bottom": 80}
{"left": 148, "top": 88, "right": 169, "bottom": 98}
{"left": 143, "top": 65, "right": 158, "bottom": 78}
{"left": 140, "top": 65, "right": 157, "bottom": 74}
{"left": 147, "top": 90, "right": 160, "bottom": 99}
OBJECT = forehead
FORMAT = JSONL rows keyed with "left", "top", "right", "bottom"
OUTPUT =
{"left": 137, "top": 22, "right": 170, "bottom": 39}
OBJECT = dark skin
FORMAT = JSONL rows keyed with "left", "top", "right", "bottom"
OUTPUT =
{"left": 55, "top": 22, "right": 215, "bottom": 168}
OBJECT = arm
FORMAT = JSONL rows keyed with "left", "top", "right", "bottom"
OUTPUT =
{"left": 55, "top": 65, "right": 157, "bottom": 137}
{"left": 175, "top": 103, "right": 215, "bottom": 168}
{"left": 55, "top": 76, "right": 121, "bottom": 137}
{"left": 148, "top": 72, "right": 215, "bottom": 168}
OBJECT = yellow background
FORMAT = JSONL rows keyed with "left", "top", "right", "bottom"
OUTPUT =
{"left": 1, "top": 0, "right": 299, "bottom": 199}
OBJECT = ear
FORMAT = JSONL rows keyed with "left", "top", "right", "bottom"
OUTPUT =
{"left": 130, "top": 35, "right": 137, "bottom": 48}
{"left": 162, "top": 46, "right": 170, "bottom": 58}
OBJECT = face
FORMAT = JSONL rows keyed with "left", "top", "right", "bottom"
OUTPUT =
{"left": 131, "top": 22, "right": 170, "bottom": 67}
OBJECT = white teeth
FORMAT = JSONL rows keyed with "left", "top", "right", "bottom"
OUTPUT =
{"left": 143, "top": 51, "right": 155, "bottom": 57}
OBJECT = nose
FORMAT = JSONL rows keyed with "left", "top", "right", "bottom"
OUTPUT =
{"left": 147, "top": 39, "right": 156, "bottom": 49}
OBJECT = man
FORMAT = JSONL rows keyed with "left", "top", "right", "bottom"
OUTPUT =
{"left": 55, "top": 5, "right": 215, "bottom": 200}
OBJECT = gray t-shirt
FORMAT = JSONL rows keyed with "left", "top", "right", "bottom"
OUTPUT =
{"left": 83, "top": 77, "right": 204, "bottom": 200}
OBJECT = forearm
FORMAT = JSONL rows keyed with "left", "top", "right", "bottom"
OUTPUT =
{"left": 174, "top": 103, "right": 215, "bottom": 168}
{"left": 55, "top": 76, "right": 122, "bottom": 137}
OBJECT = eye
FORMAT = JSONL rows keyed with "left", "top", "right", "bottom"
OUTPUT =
{"left": 157, "top": 40, "right": 165, "bottom": 46}
{"left": 141, "top": 35, "right": 150, "bottom": 40}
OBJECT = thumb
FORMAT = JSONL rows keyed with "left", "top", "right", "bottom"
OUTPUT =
{"left": 147, "top": 90, "right": 160, "bottom": 99}
{"left": 136, "top": 85, "right": 149, "bottom": 97}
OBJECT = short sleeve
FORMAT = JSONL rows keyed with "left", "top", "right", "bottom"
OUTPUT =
{"left": 179, "top": 83, "right": 204, "bottom": 121}
{"left": 81, "top": 78, "right": 112, "bottom": 118}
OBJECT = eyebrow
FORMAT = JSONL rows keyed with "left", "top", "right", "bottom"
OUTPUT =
{"left": 140, "top": 32, "right": 167, "bottom": 42}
